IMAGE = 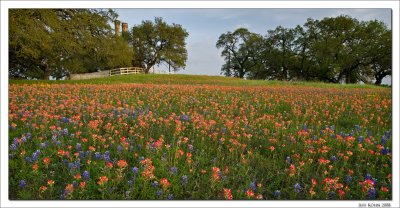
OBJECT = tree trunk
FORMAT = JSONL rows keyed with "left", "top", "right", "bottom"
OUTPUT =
{"left": 42, "top": 63, "right": 51, "bottom": 80}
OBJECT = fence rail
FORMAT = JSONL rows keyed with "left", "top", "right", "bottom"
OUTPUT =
{"left": 109, "top": 67, "right": 144, "bottom": 76}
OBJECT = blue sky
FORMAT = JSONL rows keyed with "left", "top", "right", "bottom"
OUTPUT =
{"left": 115, "top": 8, "right": 392, "bottom": 83}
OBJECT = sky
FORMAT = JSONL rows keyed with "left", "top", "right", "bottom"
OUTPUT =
{"left": 115, "top": 8, "right": 392, "bottom": 83}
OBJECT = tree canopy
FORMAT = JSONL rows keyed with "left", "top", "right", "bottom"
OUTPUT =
{"left": 217, "top": 15, "right": 391, "bottom": 85}
{"left": 9, "top": 9, "right": 132, "bottom": 80}
{"left": 131, "top": 17, "right": 189, "bottom": 74}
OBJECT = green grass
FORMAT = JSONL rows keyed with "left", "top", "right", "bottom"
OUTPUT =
{"left": 9, "top": 74, "right": 389, "bottom": 89}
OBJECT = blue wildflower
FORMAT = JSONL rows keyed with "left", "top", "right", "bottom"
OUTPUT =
{"left": 181, "top": 115, "right": 189, "bottom": 122}
{"left": 132, "top": 167, "right": 139, "bottom": 175}
{"left": 330, "top": 155, "right": 338, "bottom": 162}
{"left": 294, "top": 183, "right": 301, "bottom": 193}
{"left": 181, "top": 175, "right": 188, "bottom": 186}
{"left": 156, "top": 190, "right": 163, "bottom": 198}
{"left": 9, "top": 144, "right": 17, "bottom": 151}
{"left": 19, "top": 180, "right": 27, "bottom": 188}
{"left": 94, "top": 152, "right": 101, "bottom": 160}
{"left": 82, "top": 170, "right": 90, "bottom": 181}
{"left": 274, "top": 190, "right": 281, "bottom": 197}
{"left": 345, "top": 175, "right": 352, "bottom": 184}
{"left": 358, "top": 136, "right": 364, "bottom": 143}
{"left": 381, "top": 148, "right": 389, "bottom": 155}
{"left": 75, "top": 143, "right": 82, "bottom": 151}
{"left": 151, "top": 181, "right": 159, "bottom": 188}
{"left": 167, "top": 194, "right": 174, "bottom": 200}
{"left": 286, "top": 156, "right": 291, "bottom": 164}
{"left": 61, "top": 128, "right": 68, "bottom": 135}
{"left": 117, "top": 145, "right": 123, "bottom": 152}
{"left": 368, "top": 188, "right": 377, "bottom": 199}
{"left": 170, "top": 166, "right": 178, "bottom": 175}
{"left": 249, "top": 181, "right": 256, "bottom": 191}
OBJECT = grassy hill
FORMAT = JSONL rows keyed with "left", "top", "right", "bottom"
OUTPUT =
{"left": 9, "top": 74, "right": 388, "bottom": 89}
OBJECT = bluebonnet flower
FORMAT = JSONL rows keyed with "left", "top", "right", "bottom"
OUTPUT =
{"left": 52, "top": 134, "right": 58, "bottom": 141}
{"left": 274, "top": 190, "right": 281, "bottom": 197}
{"left": 61, "top": 117, "right": 70, "bottom": 123}
{"left": 79, "top": 151, "right": 85, "bottom": 159}
{"left": 19, "top": 180, "right": 27, "bottom": 188}
{"left": 355, "top": 125, "right": 361, "bottom": 131}
{"left": 249, "top": 181, "right": 256, "bottom": 191}
{"left": 117, "top": 145, "right": 123, "bottom": 152}
{"left": 330, "top": 155, "right": 338, "bottom": 162}
{"left": 381, "top": 148, "right": 389, "bottom": 155}
{"left": 345, "top": 175, "right": 352, "bottom": 184}
{"left": 181, "top": 114, "right": 189, "bottom": 122}
{"left": 82, "top": 170, "right": 90, "bottom": 181}
{"left": 381, "top": 136, "right": 387, "bottom": 145}
{"left": 286, "top": 156, "right": 291, "bottom": 164}
{"left": 13, "top": 138, "right": 19, "bottom": 146}
{"left": 365, "top": 173, "right": 372, "bottom": 180}
{"left": 31, "top": 152, "right": 39, "bottom": 162}
{"left": 40, "top": 142, "right": 47, "bottom": 149}
{"left": 103, "top": 154, "right": 111, "bottom": 162}
{"left": 330, "top": 125, "right": 335, "bottom": 131}
{"left": 221, "top": 127, "right": 227, "bottom": 133}
{"left": 385, "top": 130, "right": 391, "bottom": 138}
{"left": 156, "top": 190, "right": 163, "bottom": 198}
{"left": 128, "top": 180, "right": 134, "bottom": 186}
{"left": 56, "top": 141, "right": 61, "bottom": 146}
{"left": 24, "top": 157, "right": 32, "bottom": 163}
{"left": 94, "top": 152, "right": 101, "bottom": 160}
{"left": 169, "top": 166, "right": 178, "bottom": 175}
{"left": 151, "top": 181, "right": 159, "bottom": 188}
{"left": 9, "top": 144, "right": 17, "bottom": 151}
{"left": 61, "top": 128, "right": 68, "bottom": 135}
{"left": 72, "top": 181, "right": 78, "bottom": 188}
{"left": 294, "top": 183, "right": 301, "bottom": 193}
{"left": 75, "top": 143, "right": 82, "bottom": 151}
{"left": 358, "top": 136, "right": 364, "bottom": 143}
{"left": 132, "top": 167, "right": 139, "bottom": 175}
{"left": 70, "top": 133, "right": 75, "bottom": 139}
{"left": 181, "top": 175, "right": 188, "bottom": 186}
{"left": 302, "top": 124, "right": 308, "bottom": 131}
{"left": 368, "top": 188, "right": 377, "bottom": 199}
{"left": 21, "top": 136, "right": 27, "bottom": 143}
{"left": 167, "top": 194, "right": 174, "bottom": 200}
{"left": 26, "top": 132, "right": 31, "bottom": 139}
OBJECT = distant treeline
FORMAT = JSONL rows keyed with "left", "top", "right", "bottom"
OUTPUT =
{"left": 216, "top": 15, "right": 391, "bottom": 85}
{"left": 9, "top": 9, "right": 188, "bottom": 80}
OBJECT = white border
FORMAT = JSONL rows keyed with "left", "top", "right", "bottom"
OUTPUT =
{"left": 1, "top": 1, "right": 399, "bottom": 208}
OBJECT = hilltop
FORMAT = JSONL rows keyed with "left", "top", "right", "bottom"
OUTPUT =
{"left": 9, "top": 74, "right": 389, "bottom": 89}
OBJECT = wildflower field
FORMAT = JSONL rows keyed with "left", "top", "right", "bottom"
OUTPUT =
{"left": 9, "top": 75, "right": 392, "bottom": 200}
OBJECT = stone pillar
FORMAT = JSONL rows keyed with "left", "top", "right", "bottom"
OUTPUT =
{"left": 114, "top": 20, "right": 121, "bottom": 36}
{"left": 122, "top": 22, "right": 128, "bottom": 33}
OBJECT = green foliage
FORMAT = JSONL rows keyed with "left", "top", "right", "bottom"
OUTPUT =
{"left": 216, "top": 28, "right": 263, "bottom": 78}
{"left": 217, "top": 15, "right": 391, "bottom": 85}
{"left": 131, "top": 17, "right": 189, "bottom": 73}
{"left": 9, "top": 9, "right": 132, "bottom": 80}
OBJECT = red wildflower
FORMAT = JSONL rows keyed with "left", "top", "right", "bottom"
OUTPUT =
{"left": 160, "top": 178, "right": 171, "bottom": 189}
{"left": 97, "top": 176, "right": 108, "bottom": 185}
{"left": 117, "top": 159, "right": 127, "bottom": 168}
{"left": 223, "top": 188, "right": 233, "bottom": 200}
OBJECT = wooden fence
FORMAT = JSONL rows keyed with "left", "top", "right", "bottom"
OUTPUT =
{"left": 109, "top": 67, "right": 144, "bottom": 76}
